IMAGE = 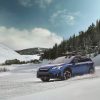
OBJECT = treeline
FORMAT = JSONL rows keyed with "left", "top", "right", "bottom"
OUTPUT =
{"left": 43, "top": 20, "right": 100, "bottom": 59}
{"left": 2, "top": 59, "right": 41, "bottom": 65}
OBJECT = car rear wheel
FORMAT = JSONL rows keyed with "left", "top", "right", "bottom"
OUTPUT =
{"left": 62, "top": 70, "right": 72, "bottom": 80}
{"left": 89, "top": 68, "right": 95, "bottom": 74}
{"left": 41, "top": 77, "right": 50, "bottom": 82}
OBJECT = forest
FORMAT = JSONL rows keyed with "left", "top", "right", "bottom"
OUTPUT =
{"left": 43, "top": 20, "right": 100, "bottom": 59}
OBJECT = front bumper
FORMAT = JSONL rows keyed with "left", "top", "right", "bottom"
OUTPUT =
{"left": 37, "top": 71, "right": 61, "bottom": 79}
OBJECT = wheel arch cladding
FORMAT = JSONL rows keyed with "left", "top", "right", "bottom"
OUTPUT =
{"left": 64, "top": 67, "right": 72, "bottom": 74}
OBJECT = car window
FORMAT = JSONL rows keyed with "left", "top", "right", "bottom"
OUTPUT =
{"left": 51, "top": 56, "right": 66, "bottom": 64}
{"left": 51, "top": 56, "right": 74, "bottom": 64}
{"left": 72, "top": 57, "right": 89, "bottom": 63}
{"left": 78, "top": 58, "right": 92, "bottom": 62}
{"left": 72, "top": 57, "right": 79, "bottom": 63}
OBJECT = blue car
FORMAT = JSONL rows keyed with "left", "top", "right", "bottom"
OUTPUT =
{"left": 37, "top": 56, "right": 95, "bottom": 82}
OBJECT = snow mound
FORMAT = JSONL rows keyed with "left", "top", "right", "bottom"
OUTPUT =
{"left": 22, "top": 55, "right": 40, "bottom": 61}
{"left": 0, "top": 44, "right": 40, "bottom": 64}
{"left": 92, "top": 54, "right": 100, "bottom": 66}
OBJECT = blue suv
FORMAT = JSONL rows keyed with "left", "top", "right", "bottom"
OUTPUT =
{"left": 37, "top": 56, "right": 95, "bottom": 82}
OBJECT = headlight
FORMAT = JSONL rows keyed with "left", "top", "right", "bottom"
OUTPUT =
{"left": 57, "top": 66, "right": 63, "bottom": 69}
{"left": 52, "top": 66, "right": 62, "bottom": 70}
{"left": 52, "top": 67, "right": 57, "bottom": 69}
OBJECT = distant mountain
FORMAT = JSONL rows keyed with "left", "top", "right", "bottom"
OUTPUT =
{"left": 16, "top": 48, "right": 48, "bottom": 55}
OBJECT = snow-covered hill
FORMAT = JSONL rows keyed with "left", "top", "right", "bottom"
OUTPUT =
{"left": 0, "top": 44, "right": 40, "bottom": 64}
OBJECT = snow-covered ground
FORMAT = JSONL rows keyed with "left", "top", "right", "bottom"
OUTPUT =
{"left": 0, "top": 43, "right": 40, "bottom": 64}
{"left": 1, "top": 43, "right": 100, "bottom": 100}
{"left": 10, "top": 74, "right": 100, "bottom": 100}
{"left": 0, "top": 59, "right": 100, "bottom": 100}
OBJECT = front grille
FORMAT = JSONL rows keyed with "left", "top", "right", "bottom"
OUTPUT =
{"left": 37, "top": 72, "right": 50, "bottom": 78}
{"left": 39, "top": 69, "right": 48, "bottom": 72}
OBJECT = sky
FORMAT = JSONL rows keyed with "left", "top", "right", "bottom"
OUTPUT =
{"left": 0, "top": 0, "right": 100, "bottom": 50}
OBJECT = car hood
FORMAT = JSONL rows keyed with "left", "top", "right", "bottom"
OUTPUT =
{"left": 39, "top": 63, "right": 70, "bottom": 70}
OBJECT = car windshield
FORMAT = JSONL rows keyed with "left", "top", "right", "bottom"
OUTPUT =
{"left": 51, "top": 56, "right": 74, "bottom": 64}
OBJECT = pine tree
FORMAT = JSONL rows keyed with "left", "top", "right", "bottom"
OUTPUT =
{"left": 43, "top": 20, "right": 100, "bottom": 59}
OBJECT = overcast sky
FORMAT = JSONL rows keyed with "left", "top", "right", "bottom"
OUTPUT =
{"left": 0, "top": 0, "right": 100, "bottom": 50}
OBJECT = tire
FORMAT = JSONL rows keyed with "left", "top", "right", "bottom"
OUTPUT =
{"left": 89, "top": 68, "right": 95, "bottom": 74}
{"left": 62, "top": 70, "right": 72, "bottom": 80}
{"left": 41, "top": 77, "right": 50, "bottom": 82}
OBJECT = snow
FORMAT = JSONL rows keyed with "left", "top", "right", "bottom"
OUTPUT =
{"left": 0, "top": 51, "right": 100, "bottom": 100}
{"left": 22, "top": 55, "right": 40, "bottom": 61}
{"left": 10, "top": 77, "right": 100, "bottom": 100}
{"left": 92, "top": 54, "right": 100, "bottom": 66}
{"left": 0, "top": 43, "right": 40, "bottom": 64}
{"left": 0, "top": 59, "right": 100, "bottom": 100}
{"left": 0, "top": 72, "right": 11, "bottom": 77}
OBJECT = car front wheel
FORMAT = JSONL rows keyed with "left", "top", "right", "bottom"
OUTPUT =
{"left": 62, "top": 70, "right": 72, "bottom": 80}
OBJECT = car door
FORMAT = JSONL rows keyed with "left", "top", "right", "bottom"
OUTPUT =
{"left": 79, "top": 58, "right": 93, "bottom": 74}
{"left": 72, "top": 57, "right": 88, "bottom": 75}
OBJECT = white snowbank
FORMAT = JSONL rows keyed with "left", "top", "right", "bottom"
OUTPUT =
{"left": 0, "top": 65, "right": 16, "bottom": 70}
{"left": 0, "top": 44, "right": 40, "bottom": 64}
{"left": 0, "top": 65, "right": 16, "bottom": 77}
{"left": 92, "top": 54, "right": 100, "bottom": 66}
{"left": 0, "top": 72, "right": 11, "bottom": 77}
{"left": 0, "top": 44, "right": 23, "bottom": 63}
{"left": 22, "top": 55, "right": 40, "bottom": 61}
